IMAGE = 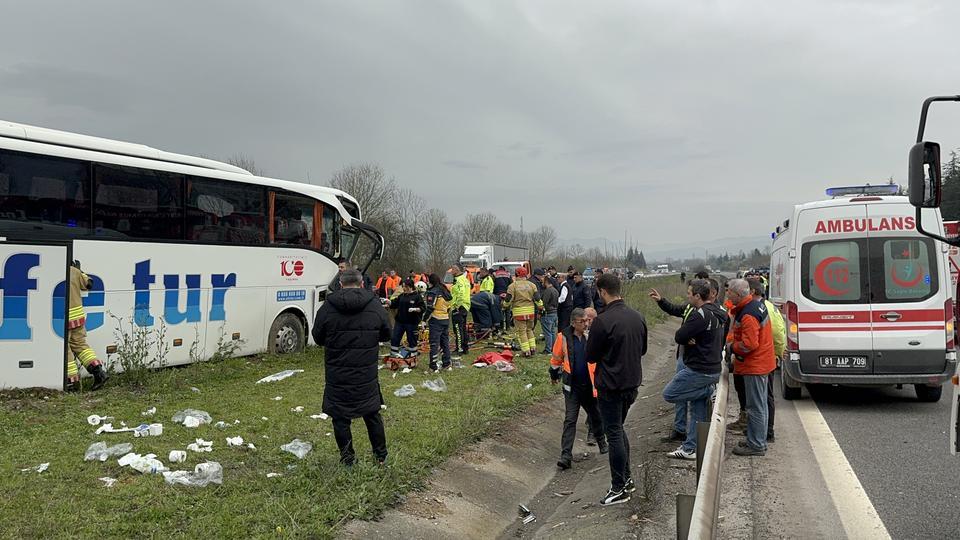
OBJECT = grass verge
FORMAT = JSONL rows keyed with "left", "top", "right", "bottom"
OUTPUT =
{"left": 0, "top": 276, "right": 687, "bottom": 539}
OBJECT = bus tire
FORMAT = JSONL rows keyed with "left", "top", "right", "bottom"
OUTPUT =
{"left": 270, "top": 313, "right": 305, "bottom": 354}
{"left": 781, "top": 370, "right": 802, "bottom": 400}
{"left": 914, "top": 383, "right": 942, "bottom": 403}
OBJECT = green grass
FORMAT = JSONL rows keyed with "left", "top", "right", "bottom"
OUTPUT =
{"left": 0, "top": 275, "right": 685, "bottom": 539}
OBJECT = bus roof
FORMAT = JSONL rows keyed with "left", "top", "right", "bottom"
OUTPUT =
{"left": 0, "top": 119, "right": 361, "bottom": 222}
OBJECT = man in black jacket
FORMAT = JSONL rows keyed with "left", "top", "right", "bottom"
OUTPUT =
{"left": 661, "top": 280, "right": 727, "bottom": 460}
{"left": 313, "top": 269, "right": 392, "bottom": 466}
{"left": 586, "top": 274, "right": 647, "bottom": 506}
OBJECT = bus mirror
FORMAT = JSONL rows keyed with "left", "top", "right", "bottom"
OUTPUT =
{"left": 909, "top": 141, "right": 942, "bottom": 208}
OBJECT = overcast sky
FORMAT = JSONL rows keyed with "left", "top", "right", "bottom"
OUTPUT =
{"left": 4, "top": 0, "right": 960, "bottom": 247}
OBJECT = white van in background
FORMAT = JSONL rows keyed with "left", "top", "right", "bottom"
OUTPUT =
{"left": 769, "top": 186, "right": 956, "bottom": 402}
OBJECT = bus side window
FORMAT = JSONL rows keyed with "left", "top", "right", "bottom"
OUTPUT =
{"left": 320, "top": 202, "right": 338, "bottom": 257}
{"left": 0, "top": 149, "right": 91, "bottom": 238}
{"left": 187, "top": 177, "right": 266, "bottom": 245}
{"left": 272, "top": 193, "right": 314, "bottom": 247}
{"left": 94, "top": 164, "right": 183, "bottom": 240}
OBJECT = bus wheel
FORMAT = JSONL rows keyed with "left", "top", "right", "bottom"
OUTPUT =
{"left": 914, "top": 383, "right": 943, "bottom": 403}
{"left": 781, "top": 370, "right": 802, "bottom": 400}
{"left": 270, "top": 313, "right": 305, "bottom": 354}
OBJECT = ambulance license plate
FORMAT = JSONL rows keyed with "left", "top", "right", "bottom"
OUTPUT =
{"left": 819, "top": 355, "right": 868, "bottom": 369}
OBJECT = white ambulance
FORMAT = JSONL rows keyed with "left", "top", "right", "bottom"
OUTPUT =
{"left": 769, "top": 185, "right": 956, "bottom": 402}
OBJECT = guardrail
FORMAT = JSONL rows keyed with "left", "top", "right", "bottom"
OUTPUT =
{"left": 676, "top": 360, "right": 730, "bottom": 539}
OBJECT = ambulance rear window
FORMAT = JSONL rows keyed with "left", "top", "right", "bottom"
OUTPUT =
{"left": 801, "top": 240, "right": 868, "bottom": 304}
{"left": 871, "top": 237, "right": 938, "bottom": 302}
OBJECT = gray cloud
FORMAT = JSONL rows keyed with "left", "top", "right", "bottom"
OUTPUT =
{"left": 0, "top": 0, "right": 958, "bottom": 246}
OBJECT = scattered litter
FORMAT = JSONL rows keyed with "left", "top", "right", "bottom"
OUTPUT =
{"left": 400, "top": 367, "right": 412, "bottom": 374}
{"left": 85, "top": 442, "right": 134, "bottom": 462}
{"left": 378, "top": 364, "right": 385, "bottom": 370}
{"left": 187, "top": 439, "right": 213, "bottom": 453}
{"left": 281, "top": 439, "right": 312, "bottom": 459}
{"left": 272, "top": 396, "right": 283, "bottom": 401}
{"left": 132, "top": 423, "right": 163, "bottom": 437}
{"left": 552, "top": 490, "right": 573, "bottom": 497}
{"left": 261, "top": 417, "right": 269, "bottom": 421}
{"left": 421, "top": 377, "right": 447, "bottom": 392}
{"left": 171, "top": 409, "right": 212, "bottom": 427}
{"left": 325, "top": 432, "right": 331, "bottom": 436}
{"left": 381, "top": 404, "right": 387, "bottom": 410}
{"left": 226, "top": 436, "right": 245, "bottom": 447}
{"left": 247, "top": 443, "right": 257, "bottom": 450}
{"left": 286, "top": 464, "right": 298, "bottom": 470}
{"left": 86, "top": 414, "right": 113, "bottom": 426}
{"left": 190, "top": 387, "right": 201, "bottom": 393}
{"left": 291, "top": 406, "right": 304, "bottom": 413}
{"left": 394, "top": 385, "right": 416, "bottom": 397}
{"left": 94, "top": 423, "right": 136, "bottom": 435}
{"left": 120, "top": 421, "right": 127, "bottom": 427}
{"left": 20, "top": 462, "right": 49, "bottom": 473}
{"left": 99, "top": 477, "right": 117, "bottom": 488}
{"left": 266, "top": 472, "right": 282, "bottom": 478}
{"left": 309, "top": 413, "right": 329, "bottom": 420}
{"left": 518, "top": 504, "right": 536, "bottom": 524}
{"left": 118, "top": 453, "right": 167, "bottom": 474}
{"left": 169, "top": 450, "right": 187, "bottom": 463}
{"left": 162, "top": 461, "right": 223, "bottom": 487}
{"left": 525, "top": 383, "right": 533, "bottom": 390}
{"left": 552, "top": 522, "right": 566, "bottom": 529}
{"left": 141, "top": 407, "right": 157, "bottom": 416}
{"left": 451, "top": 360, "right": 463, "bottom": 369}
{"left": 494, "top": 360, "right": 515, "bottom": 372}
{"left": 234, "top": 419, "right": 241, "bottom": 424}
{"left": 256, "top": 369, "right": 304, "bottom": 384}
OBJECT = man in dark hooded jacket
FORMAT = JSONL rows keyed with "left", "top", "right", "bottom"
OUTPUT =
{"left": 313, "top": 268, "right": 392, "bottom": 466}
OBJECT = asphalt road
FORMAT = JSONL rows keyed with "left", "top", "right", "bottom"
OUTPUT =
{"left": 809, "top": 383, "right": 960, "bottom": 540}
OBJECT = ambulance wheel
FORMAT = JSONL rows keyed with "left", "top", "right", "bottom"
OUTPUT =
{"left": 781, "top": 370, "right": 802, "bottom": 400}
{"left": 914, "top": 383, "right": 942, "bottom": 403}
{"left": 270, "top": 313, "right": 305, "bottom": 354}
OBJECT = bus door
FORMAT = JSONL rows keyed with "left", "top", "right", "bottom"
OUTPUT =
{"left": 0, "top": 241, "right": 69, "bottom": 390}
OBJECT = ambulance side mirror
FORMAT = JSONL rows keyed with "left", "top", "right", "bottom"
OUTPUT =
{"left": 909, "top": 141, "right": 942, "bottom": 208}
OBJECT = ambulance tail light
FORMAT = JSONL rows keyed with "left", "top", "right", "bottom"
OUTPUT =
{"left": 946, "top": 298, "right": 955, "bottom": 350}
{"left": 786, "top": 301, "right": 799, "bottom": 350}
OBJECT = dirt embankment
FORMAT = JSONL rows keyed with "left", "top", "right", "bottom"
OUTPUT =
{"left": 341, "top": 319, "right": 687, "bottom": 540}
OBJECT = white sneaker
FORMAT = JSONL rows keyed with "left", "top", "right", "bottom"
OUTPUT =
{"left": 667, "top": 447, "right": 696, "bottom": 460}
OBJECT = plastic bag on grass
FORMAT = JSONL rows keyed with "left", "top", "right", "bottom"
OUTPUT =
{"left": 256, "top": 369, "right": 304, "bottom": 384}
{"left": 84, "top": 442, "right": 134, "bottom": 462}
{"left": 172, "top": 409, "right": 212, "bottom": 427}
{"left": 421, "top": 378, "right": 447, "bottom": 392}
{"left": 280, "top": 439, "right": 312, "bottom": 459}
{"left": 162, "top": 461, "right": 223, "bottom": 487}
{"left": 393, "top": 385, "right": 416, "bottom": 397}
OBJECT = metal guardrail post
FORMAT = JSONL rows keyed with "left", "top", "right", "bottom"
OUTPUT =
{"left": 695, "top": 421, "right": 709, "bottom": 482}
{"left": 676, "top": 494, "right": 695, "bottom": 540}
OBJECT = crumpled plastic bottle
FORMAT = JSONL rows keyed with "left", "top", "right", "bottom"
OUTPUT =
{"left": 84, "top": 442, "right": 134, "bottom": 462}
{"left": 393, "top": 384, "right": 417, "bottom": 397}
{"left": 421, "top": 377, "right": 447, "bottom": 392}
{"left": 280, "top": 439, "right": 313, "bottom": 459}
{"left": 162, "top": 461, "right": 223, "bottom": 487}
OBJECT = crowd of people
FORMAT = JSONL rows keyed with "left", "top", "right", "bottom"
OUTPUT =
{"left": 313, "top": 258, "right": 776, "bottom": 508}
{"left": 653, "top": 269, "right": 780, "bottom": 461}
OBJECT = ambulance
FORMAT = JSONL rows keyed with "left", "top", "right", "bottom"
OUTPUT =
{"left": 769, "top": 185, "right": 956, "bottom": 402}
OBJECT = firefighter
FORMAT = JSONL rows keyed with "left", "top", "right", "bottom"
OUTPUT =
{"left": 66, "top": 261, "right": 109, "bottom": 390}
{"left": 504, "top": 267, "right": 543, "bottom": 357}
{"left": 449, "top": 264, "right": 472, "bottom": 356}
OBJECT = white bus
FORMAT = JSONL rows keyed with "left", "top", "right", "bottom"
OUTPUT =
{"left": 0, "top": 120, "right": 383, "bottom": 389}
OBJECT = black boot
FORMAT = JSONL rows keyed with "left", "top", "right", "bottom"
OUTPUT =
{"left": 89, "top": 364, "right": 109, "bottom": 391}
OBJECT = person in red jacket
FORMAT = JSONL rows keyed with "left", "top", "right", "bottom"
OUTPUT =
{"left": 724, "top": 278, "right": 776, "bottom": 456}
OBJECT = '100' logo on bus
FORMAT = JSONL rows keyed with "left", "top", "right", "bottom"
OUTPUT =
{"left": 0, "top": 255, "right": 236, "bottom": 340}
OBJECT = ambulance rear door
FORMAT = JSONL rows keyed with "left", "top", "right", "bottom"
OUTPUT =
{"left": 867, "top": 205, "right": 949, "bottom": 375}
{"left": 795, "top": 203, "right": 874, "bottom": 375}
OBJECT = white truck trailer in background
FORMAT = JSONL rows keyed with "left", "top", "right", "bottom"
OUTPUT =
{"left": 459, "top": 243, "right": 529, "bottom": 271}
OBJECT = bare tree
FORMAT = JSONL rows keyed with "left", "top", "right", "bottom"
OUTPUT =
{"left": 528, "top": 225, "right": 558, "bottom": 266}
{"left": 225, "top": 153, "right": 265, "bottom": 176}
{"left": 420, "top": 208, "right": 457, "bottom": 273}
{"left": 329, "top": 164, "right": 403, "bottom": 271}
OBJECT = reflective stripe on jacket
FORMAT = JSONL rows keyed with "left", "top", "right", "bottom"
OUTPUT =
{"left": 68, "top": 266, "right": 91, "bottom": 329}
{"left": 505, "top": 280, "right": 542, "bottom": 319}
{"left": 549, "top": 328, "right": 597, "bottom": 397}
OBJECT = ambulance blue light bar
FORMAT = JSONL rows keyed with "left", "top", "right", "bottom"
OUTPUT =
{"left": 825, "top": 185, "right": 900, "bottom": 197}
